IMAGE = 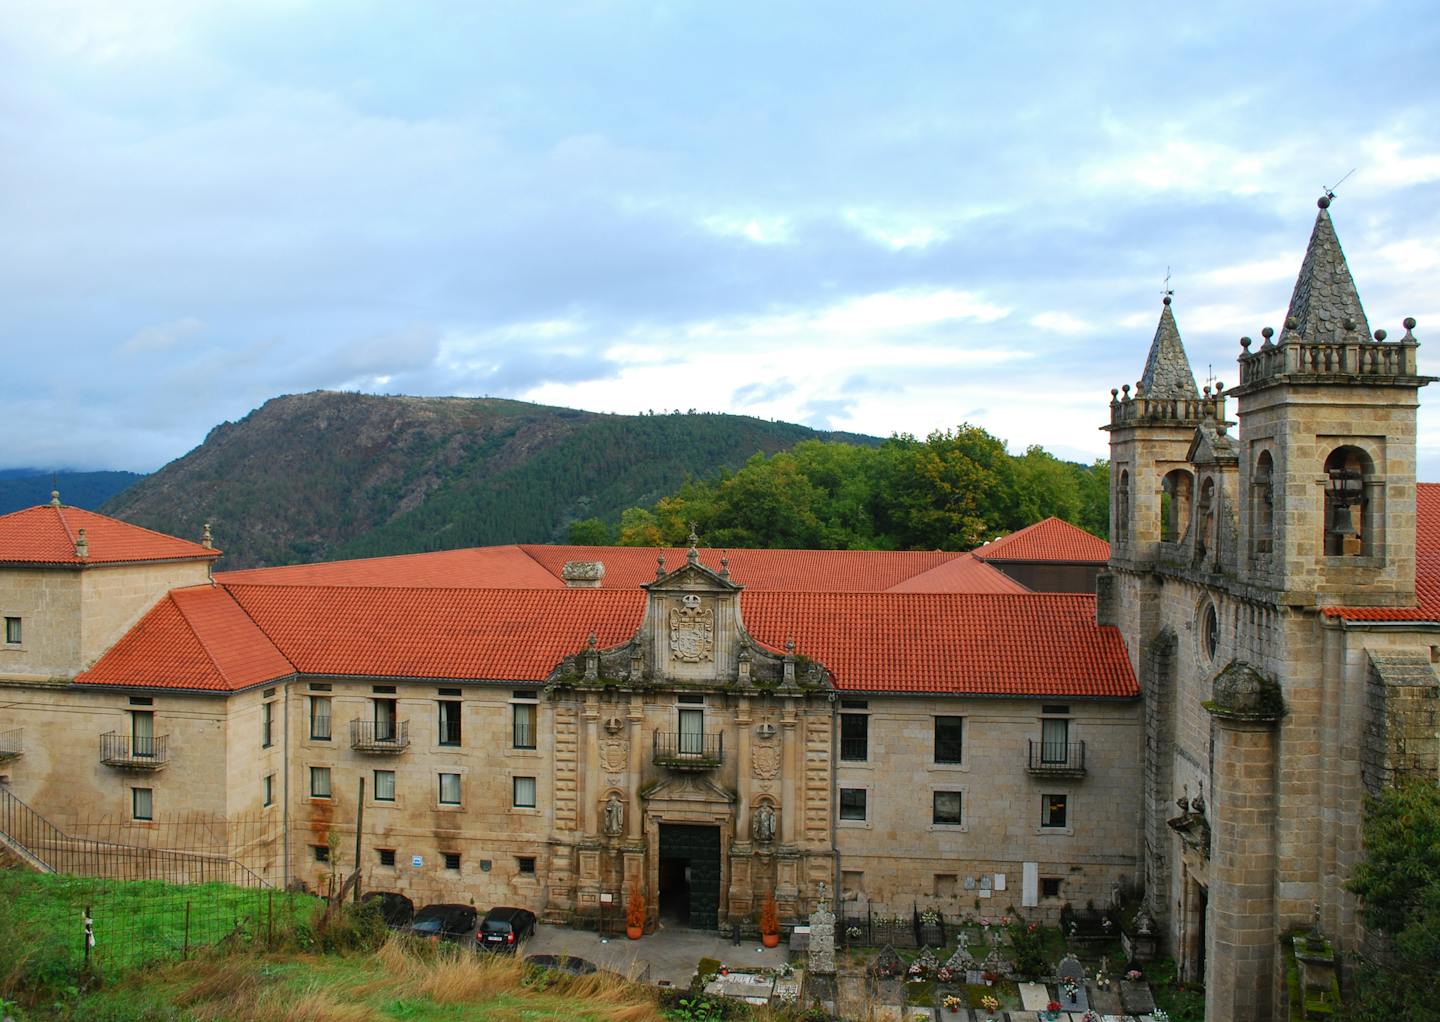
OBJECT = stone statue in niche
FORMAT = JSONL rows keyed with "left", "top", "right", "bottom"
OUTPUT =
{"left": 603, "top": 796, "right": 624, "bottom": 837}
{"left": 752, "top": 802, "right": 776, "bottom": 844}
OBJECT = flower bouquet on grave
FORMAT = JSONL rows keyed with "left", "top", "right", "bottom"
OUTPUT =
{"left": 1043, "top": 1001, "right": 1063, "bottom": 1021}
{"left": 942, "top": 994, "right": 963, "bottom": 1012}
{"left": 979, "top": 993, "right": 1000, "bottom": 1018}
{"left": 936, "top": 966, "right": 953, "bottom": 984}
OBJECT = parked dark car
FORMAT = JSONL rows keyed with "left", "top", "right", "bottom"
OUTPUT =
{"left": 406, "top": 903, "right": 479, "bottom": 944}
{"left": 360, "top": 891, "right": 415, "bottom": 929}
{"left": 524, "top": 953, "right": 598, "bottom": 976}
{"left": 475, "top": 906, "right": 537, "bottom": 951}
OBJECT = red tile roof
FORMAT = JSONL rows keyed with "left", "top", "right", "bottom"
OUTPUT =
{"left": 884, "top": 552, "right": 1031, "bottom": 593}
{"left": 216, "top": 545, "right": 562, "bottom": 588}
{"left": 517, "top": 546, "right": 985, "bottom": 591}
{"left": 744, "top": 592, "right": 1136, "bottom": 696}
{"left": 0, "top": 505, "right": 219, "bottom": 566}
{"left": 78, "top": 581, "right": 1135, "bottom": 699}
{"left": 972, "top": 517, "right": 1110, "bottom": 564}
{"left": 78, "top": 585, "right": 292, "bottom": 690}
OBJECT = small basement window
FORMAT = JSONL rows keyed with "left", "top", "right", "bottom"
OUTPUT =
{"left": 378, "top": 848, "right": 396, "bottom": 867}
{"left": 313, "top": 845, "right": 329, "bottom": 863}
{"left": 517, "top": 856, "right": 536, "bottom": 875}
{"left": 1041, "top": 878, "right": 1062, "bottom": 899}
{"left": 443, "top": 852, "right": 461, "bottom": 871}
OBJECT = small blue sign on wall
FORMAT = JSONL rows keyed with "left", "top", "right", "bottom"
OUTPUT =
{"left": 412, "top": 855, "right": 424, "bottom": 868}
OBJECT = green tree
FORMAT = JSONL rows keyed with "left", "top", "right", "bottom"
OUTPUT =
{"left": 566, "top": 517, "right": 613, "bottom": 545}
{"left": 1343, "top": 776, "right": 1440, "bottom": 1021}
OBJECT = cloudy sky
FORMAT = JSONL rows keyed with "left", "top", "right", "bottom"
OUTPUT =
{"left": 4, "top": 1, "right": 1439, "bottom": 475}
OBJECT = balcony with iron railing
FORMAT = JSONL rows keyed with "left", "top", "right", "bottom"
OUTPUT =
{"left": 0, "top": 728, "right": 21, "bottom": 762}
{"left": 100, "top": 732, "right": 169, "bottom": 770}
{"left": 653, "top": 732, "right": 724, "bottom": 771}
{"left": 350, "top": 719, "right": 410, "bottom": 754}
{"left": 1026, "top": 740, "right": 1086, "bottom": 777}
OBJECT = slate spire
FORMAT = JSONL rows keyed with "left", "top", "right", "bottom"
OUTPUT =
{"left": 1139, "top": 297, "right": 1200, "bottom": 399}
{"left": 1280, "top": 198, "right": 1371, "bottom": 344}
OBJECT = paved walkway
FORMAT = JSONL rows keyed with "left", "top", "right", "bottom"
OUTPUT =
{"left": 523, "top": 920, "right": 791, "bottom": 987}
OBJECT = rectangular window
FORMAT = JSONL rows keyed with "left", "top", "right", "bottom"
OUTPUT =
{"left": 513, "top": 776, "right": 536, "bottom": 808}
{"left": 677, "top": 693, "right": 704, "bottom": 704}
{"left": 374, "top": 770, "right": 396, "bottom": 802}
{"left": 512, "top": 703, "right": 536, "bottom": 749}
{"left": 313, "top": 845, "right": 329, "bottom": 863}
{"left": 1041, "top": 718, "right": 1070, "bottom": 763}
{"left": 309, "top": 696, "right": 331, "bottom": 740}
{"left": 839, "top": 713, "right": 868, "bottom": 762}
{"left": 932, "top": 790, "right": 963, "bottom": 825}
{"left": 517, "top": 856, "right": 536, "bottom": 875}
{"left": 839, "top": 788, "right": 867, "bottom": 821}
{"left": 438, "top": 773, "right": 461, "bottom": 806}
{"left": 132, "top": 787, "right": 153, "bottom": 821}
{"left": 1041, "top": 878, "right": 1062, "bottom": 899}
{"left": 310, "top": 766, "right": 331, "bottom": 799}
{"left": 263, "top": 774, "right": 274, "bottom": 807}
{"left": 438, "top": 700, "right": 462, "bottom": 746}
{"left": 378, "top": 848, "right": 396, "bottom": 867}
{"left": 934, "top": 716, "right": 963, "bottom": 764}
{"left": 131, "top": 710, "right": 156, "bottom": 758}
{"left": 373, "top": 699, "right": 397, "bottom": 742}
{"left": 261, "top": 701, "right": 274, "bottom": 749}
{"left": 443, "top": 852, "right": 461, "bottom": 871}
{"left": 3, "top": 617, "right": 20, "bottom": 644}
{"left": 1042, "top": 793, "right": 1068, "bottom": 829}
{"left": 678, "top": 707, "right": 703, "bottom": 755}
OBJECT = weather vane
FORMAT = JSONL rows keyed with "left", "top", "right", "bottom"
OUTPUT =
{"left": 1163, "top": 266, "right": 1174, "bottom": 302}
{"left": 1322, "top": 168, "right": 1355, "bottom": 202}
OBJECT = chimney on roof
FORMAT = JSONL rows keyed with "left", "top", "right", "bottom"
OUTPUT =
{"left": 75, "top": 528, "right": 88, "bottom": 559}
{"left": 202, "top": 522, "right": 213, "bottom": 550}
{"left": 561, "top": 560, "right": 604, "bottom": 588}
{"left": 50, "top": 490, "right": 61, "bottom": 507}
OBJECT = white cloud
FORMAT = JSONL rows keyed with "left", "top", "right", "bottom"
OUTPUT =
{"left": 1201, "top": 256, "right": 1297, "bottom": 288}
{"left": 1030, "top": 311, "right": 1091, "bottom": 335}
{"left": 699, "top": 214, "right": 792, "bottom": 245}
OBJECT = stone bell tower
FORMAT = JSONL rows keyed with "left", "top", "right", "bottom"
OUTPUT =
{"left": 1229, "top": 196, "right": 1434, "bottom": 605}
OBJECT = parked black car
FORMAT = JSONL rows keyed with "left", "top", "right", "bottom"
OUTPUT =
{"left": 360, "top": 891, "right": 415, "bottom": 929}
{"left": 406, "top": 903, "right": 479, "bottom": 944}
{"left": 475, "top": 906, "right": 537, "bottom": 951}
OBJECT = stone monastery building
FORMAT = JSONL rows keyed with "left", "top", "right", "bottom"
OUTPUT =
{"left": 1, "top": 201, "right": 1437, "bottom": 1022}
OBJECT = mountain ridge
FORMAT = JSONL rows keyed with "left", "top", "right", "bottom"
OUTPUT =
{"left": 100, "top": 391, "right": 878, "bottom": 568}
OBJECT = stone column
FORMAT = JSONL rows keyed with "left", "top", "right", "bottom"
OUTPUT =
{"left": 736, "top": 695, "right": 752, "bottom": 834}
{"left": 626, "top": 692, "right": 644, "bottom": 840}
{"left": 1206, "top": 683, "right": 1282, "bottom": 1022}
{"left": 780, "top": 701, "right": 798, "bottom": 846}
{"left": 581, "top": 693, "right": 600, "bottom": 835}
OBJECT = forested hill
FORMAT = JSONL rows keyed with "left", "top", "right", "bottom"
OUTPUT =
{"left": 101, "top": 392, "right": 876, "bottom": 568}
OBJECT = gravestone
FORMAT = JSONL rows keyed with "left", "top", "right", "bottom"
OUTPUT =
{"left": 915, "top": 946, "right": 940, "bottom": 975}
{"left": 1055, "top": 954, "right": 1090, "bottom": 1011}
{"left": 1086, "top": 983, "right": 1124, "bottom": 1016}
{"left": 869, "top": 944, "right": 905, "bottom": 979}
{"left": 943, "top": 943, "right": 977, "bottom": 975}
{"left": 808, "top": 887, "right": 837, "bottom": 976}
{"left": 1119, "top": 979, "right": 1156, "bottom": 1015}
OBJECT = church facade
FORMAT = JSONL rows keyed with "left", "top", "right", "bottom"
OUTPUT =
{"left": 1102, "top": 199, "right": 1440, "bottom": 1021}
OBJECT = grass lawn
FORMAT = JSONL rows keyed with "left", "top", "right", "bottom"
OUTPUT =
{"left": 0, "top": 870, "right": 321, "bottom": 975}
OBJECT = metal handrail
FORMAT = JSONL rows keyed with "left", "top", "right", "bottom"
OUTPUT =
{"left": 652, "top": 731, "right": 724, "bottom": 765}
{"left": 0, "top": 727, "right": 21, "bottom": 758}
{"left": 1027, "top": 739, "right": 1086, "bottom": 772}
{"left": 350, "top": 718, "right": 410, "bottom": 751}
{"left": 100, "top": 731, "right": 169, "bottom": 766}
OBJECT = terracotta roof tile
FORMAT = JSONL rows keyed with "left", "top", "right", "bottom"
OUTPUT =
{"left": 884, "top": 552, "right": 1030, "bottom": 593}
{"left": 743, "top": 592, "right": 1137, "bottom": 697}
{"left": 216, "top": 545, "right": 562, "bottom": 588}
{"left": 225, "top": 584, "right": 644, "bottom": 682}
{"left": 78, "top": 585, "right": 292, "bottom": 690}
{"left": 972, "top": 518, "right": 1110, "bottom": 564}
{"left": 518, "top": 546, "right": 969, "bottom": 591}
{"left": 0, "top": 505, "right": 219, "bottom": 566}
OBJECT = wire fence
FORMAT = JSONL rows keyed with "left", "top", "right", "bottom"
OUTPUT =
{"left": 0, "top": 788, "right": 321, "bottom": 979}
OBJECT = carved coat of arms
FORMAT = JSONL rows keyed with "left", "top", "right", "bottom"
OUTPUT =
{"left": 669, "top": 594, "right": 714, "bottom": 663}
{"left": 752, "top": 742, "right": 781, "bottom": 779}
{"left": 599, "top": 738, "right": 629, "bottom": 773}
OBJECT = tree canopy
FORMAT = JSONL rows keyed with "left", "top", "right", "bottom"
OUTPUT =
{"left": 585, "top": 426, "right": 1109, "bottom": 550}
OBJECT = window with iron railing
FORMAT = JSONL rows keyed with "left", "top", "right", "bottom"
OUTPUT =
{"left": 1040, "top": 718, "right": 1069, "bottom": 763}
